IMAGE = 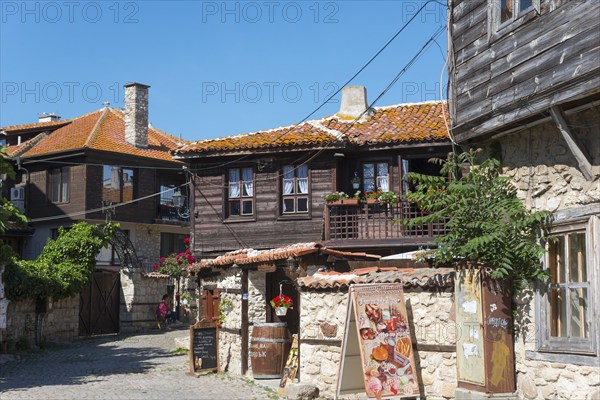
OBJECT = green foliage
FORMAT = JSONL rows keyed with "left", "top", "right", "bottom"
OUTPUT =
{"left": 217, "top": 298, "right": 234, "bottom": 325}
{"left": 3, "top": 222, "right": 118, "bottom": 301}
{"left": 404, "top": 150, "right": 551, "bottom": 288}
{"left": 0, "top": 146, "right": 27, "bottom": 236}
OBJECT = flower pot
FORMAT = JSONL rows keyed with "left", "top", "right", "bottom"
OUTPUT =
{"left": 366, "top": 199, "right": 379, "bottom": 205}
{"left": 326, "top": 200, "right": 344, "bottom": 206}
{"left": 352, "top": 183, "right": 360, "bottom": 189}
{"left": 343, "top": 199, "right": 359, "bottom": 206}
{"left": 275, "top": 307, "right": 289, "bottom": 316}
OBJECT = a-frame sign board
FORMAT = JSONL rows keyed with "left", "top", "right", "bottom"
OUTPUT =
{"left": 335, "top": 284, "right": 419, "bottom": 399}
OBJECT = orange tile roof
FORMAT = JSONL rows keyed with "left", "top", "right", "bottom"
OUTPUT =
{"left": 190, "top": 242, "right": 380, "bottom": 273}
{"left": 323, "top": 101, "right": 449, "bottom": 146}
{"left": 1, "top": 119, "right": 70, "bottom": 133}
{"left": 176, "top": 101, "right": 449, "bottom": 156}
{"left": 297, "top": 266, "right": 454, "bottom": 290}
{"left": 176, "top": 122, "right": 341, "bottom": 155}
{"left": 2, "top": 108, "right": 187, "bottom": 162}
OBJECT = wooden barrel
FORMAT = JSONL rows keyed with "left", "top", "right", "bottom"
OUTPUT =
{"left": 250, "top": 322, "right": 291, "bottom": 379}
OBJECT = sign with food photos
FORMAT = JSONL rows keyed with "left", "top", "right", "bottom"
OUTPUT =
{"left": 336, "top": 284, "right": 419, "bottom": 399}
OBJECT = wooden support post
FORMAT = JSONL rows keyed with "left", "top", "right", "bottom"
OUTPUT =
{"left": 241, "top": 267, "right": 249, "bottom": 375}
{"left": 550, "top": 105, "right": 593, "bottom": 180}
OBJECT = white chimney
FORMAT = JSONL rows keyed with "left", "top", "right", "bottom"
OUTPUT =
{"left": 124, "top": 82, "right": 150, "bottom": 148}
{"left": 337, "top": 86, "right": 373, "bottom": 119}
{"left": 38, "top": 113, "right": 61, "bottom": 123}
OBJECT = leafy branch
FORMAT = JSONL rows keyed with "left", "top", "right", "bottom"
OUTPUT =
{"left": 403, "top": 150, "right": 551, "bottom": 288}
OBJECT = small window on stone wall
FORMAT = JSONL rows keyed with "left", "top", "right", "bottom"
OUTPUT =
{"left": 537, "top": 219, "right": 598, "bottom": 356}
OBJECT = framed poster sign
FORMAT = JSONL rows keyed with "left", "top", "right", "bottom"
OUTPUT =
{"left": 189, "top": 320, "right": 219, "bottom": 373}
{"left": 336, "top": 283, "right": 419, "bottom": 399}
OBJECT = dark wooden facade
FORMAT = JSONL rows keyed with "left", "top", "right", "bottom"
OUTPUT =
{"left": 188, "top": 145, "right": 451, "bottom": 258}
{"left": 449, "top": 0, "right": 600, "bottom": 142}
{"left": 20, "top": 151, "right": 187, "bottom": 225}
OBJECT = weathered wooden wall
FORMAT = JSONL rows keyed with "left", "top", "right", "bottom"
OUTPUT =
{"left": 450, "top": 0, "right": 600, "bottom": 141}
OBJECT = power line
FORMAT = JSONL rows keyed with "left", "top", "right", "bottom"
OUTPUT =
{"left": 28, "top": 182, "right": 190, "bottom": 223}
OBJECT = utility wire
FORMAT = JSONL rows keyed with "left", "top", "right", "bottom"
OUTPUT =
{"left": 28, "top": 182, "right": 189, "bottom": 223}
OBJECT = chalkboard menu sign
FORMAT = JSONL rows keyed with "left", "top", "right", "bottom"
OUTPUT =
{"left": 189, "top": 320, "right": 219, "bottom": 373}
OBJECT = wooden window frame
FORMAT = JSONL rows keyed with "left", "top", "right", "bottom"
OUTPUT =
{"left": 225, "top": 167, "right": 255, "bottom": 219}
{"left": 280, "top": 164, "right": 310, "bottom": 216}
{"left": 362, "top": 161, "right": 391, "bottom": 193}
{"left": 488, "top": 0, "right": 540, "bottom": 40}
{"left": 48, "top": 166, "right": 70, "bottom": 204}
{"left": 102, "top": 165, "right": 137, "bottom": 204}
{"left": 536, "top": 219, "right": 598, "bottom": 356}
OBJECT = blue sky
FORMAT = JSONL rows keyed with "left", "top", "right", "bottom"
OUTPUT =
{"left": 0, "top": 1, "right": 447, "bottom": 141}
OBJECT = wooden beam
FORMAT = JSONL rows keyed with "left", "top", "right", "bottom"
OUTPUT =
{"left": 550, "top": 105, "right": 594, "bottom": 180}
{"left": 241, "top": 268, "right": 249, "bottom": 375}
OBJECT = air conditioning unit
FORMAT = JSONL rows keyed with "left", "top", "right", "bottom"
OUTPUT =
{"left": 12, "top": 200, "right": 25, "bottom": 213}
{"left": 10, "top": 187, "right": 25, "bottom": 201}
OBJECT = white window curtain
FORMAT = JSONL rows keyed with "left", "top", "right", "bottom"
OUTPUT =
{"left": 401, "top": 159, "right": 410, "bottom": 195}
{"left": 283, "top": 165, "right": 294, "bottom": 195}
{"left": 377, "top": 163, "right": 389, "bottom": 192}
{"left": 61, "top": 168, "right": 70, "bottom": 201}
{"left": 229, "top": 169, "right": 240, "bottom": 198}
{"left": 242, "top": 168, "right": 253, "bottom": 197}
{"left": 297, "top": 165, "right": 308, "bottom": 194}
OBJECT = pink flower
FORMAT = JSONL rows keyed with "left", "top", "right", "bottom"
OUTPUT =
{"left": 159, "top": 257, "right": 165, "bottom": 263}
{"left": 153, "top": 264, "right": 158, "bottom": 271}
{"left": 183, "top": 237, "right": 190, "bottom": 245}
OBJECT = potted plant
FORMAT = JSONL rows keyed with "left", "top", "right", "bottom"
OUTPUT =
{"left": 378, "top": 191, "right": 398, "bottom": 204}
{"left": 403, "top": 150, "right": 551, "bottom": 287}
{"left": 270, "top": 294, "right": 293, "bottom": 316}
{"left": 365, "top": 191, "right": 381, "bottom": 204}
{"left": 351, "top": 173, "right": 361, "bottom": 190}
{"left": 325, "top": 192, "right": 349, "bottom": 205}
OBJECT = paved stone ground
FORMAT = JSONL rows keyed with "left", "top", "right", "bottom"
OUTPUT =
{"left": 0, "top": 327, "right": 280, "bottom": 400}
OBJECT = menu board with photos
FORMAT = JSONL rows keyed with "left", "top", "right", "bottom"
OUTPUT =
{"left": 337, "top": 284, "right": 419, "bottom": 399}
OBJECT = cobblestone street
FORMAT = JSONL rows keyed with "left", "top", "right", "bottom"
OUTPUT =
{"left": 0, "top": 328, "right": 279, "bottom": 400}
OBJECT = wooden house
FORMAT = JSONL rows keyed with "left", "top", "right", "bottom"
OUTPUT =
{"left": 449, "top": 1, "right": 599, "bottom": 398}
{"left": 1, "top": 83, "right": 190, "bottom": 338}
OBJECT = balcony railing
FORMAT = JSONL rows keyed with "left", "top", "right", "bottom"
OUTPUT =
{"left": 324, "top": 200, "right": 448, "bottom": 242}
{"left": 156, "top": 204, "right": 189, "bottom": 223}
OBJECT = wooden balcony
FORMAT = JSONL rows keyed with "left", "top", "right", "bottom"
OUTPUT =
{"left": 324, "top": 200, "right": 448, "bottom": 245}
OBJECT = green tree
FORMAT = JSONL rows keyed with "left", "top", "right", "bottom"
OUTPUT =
{"left": 0, "top": 146, "right": 27, "bottom": 266}
{"left": 404, "top": 150, "right": 551, "bottom": 288}
{"left": 4, "top": 222, "right": 117, "bottom": 301}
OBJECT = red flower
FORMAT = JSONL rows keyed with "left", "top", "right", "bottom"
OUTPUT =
{"left": 159, "top": 257, "right": 165, "bottom": 263}
{"left": 153, "top": 264, "right": 158, "bottom": 271}
{"left": 183, "top": 237, "right": 190, "bottom": 245}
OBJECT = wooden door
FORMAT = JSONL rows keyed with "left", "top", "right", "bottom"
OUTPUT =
{"left": 266, "top": 269, "right": 300, "bottom": 335}
{"left": 79, "top": 270, "right": 120, "bottom": 336}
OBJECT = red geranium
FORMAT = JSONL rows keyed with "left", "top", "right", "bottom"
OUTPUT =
{"left": 270, "top": 294, "right": 293, "bottom": 309}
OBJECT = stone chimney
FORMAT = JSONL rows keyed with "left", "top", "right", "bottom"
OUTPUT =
{"left": 124, "top": 82, "right": 150, "bottom": 148}
{"left": 337, "top": 86, "right": 372, "bottom": 119}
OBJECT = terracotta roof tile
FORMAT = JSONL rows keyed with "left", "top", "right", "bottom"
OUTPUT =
{"left": 1, "top": 119, "right": 71, "bottom": 133}
{"left": 175, "top": 122, "right": 340, "bottom": 155}
{"left": 3, "top": 108, "right": 186, "bottom": 162}
{"left": 190, "top": 242, "right": 380, "bottom": 273}
{"left": 296, "top": 267, "right": 454, "bottom": 290}
{"left": 176, "top": 101, "right": 449, "bottom": 156}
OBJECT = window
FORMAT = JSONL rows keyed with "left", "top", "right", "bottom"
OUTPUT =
{"left": 160, "top": 232, "right": 188, "bottom": 257}
{"left": 538, "top": 222, "right": 597, "bottom": 355}
{"left": 227, "top": 167, "right": 253, "bottom": 217}
{"left": 495, "top": 0, "right": 536, "bottom": 27}
{"left": 49, "top": 167, "right": 70, "bottom": 203}
{"left": 363, "top": 163, "right": 389, "bottom": 192}
{"left": 102, "top": 166, "right": 135, "bottom": 203}
{"left": 282, "top": 165, "right": 309, "bottom": 214}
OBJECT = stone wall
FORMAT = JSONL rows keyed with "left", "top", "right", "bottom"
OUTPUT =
{"left": 299, "top": 288, "right": 456, "bottom": 399}
{"left": 513, "top": 290, "right": 599, "bottom": 400}
{"left": 120, "top": 268, "right": 170, "bottom": 332}
{"left": 497, "top": 106, "right": 600, "bottom": 400}
{"left": 2, "top": 296, "right": 79, "bottom": 349}
{"left": 499, "top": 107, "right": 600, "bottom": 213}
{"left": 202, "top": 268, "right": 267, "bottom": 375}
